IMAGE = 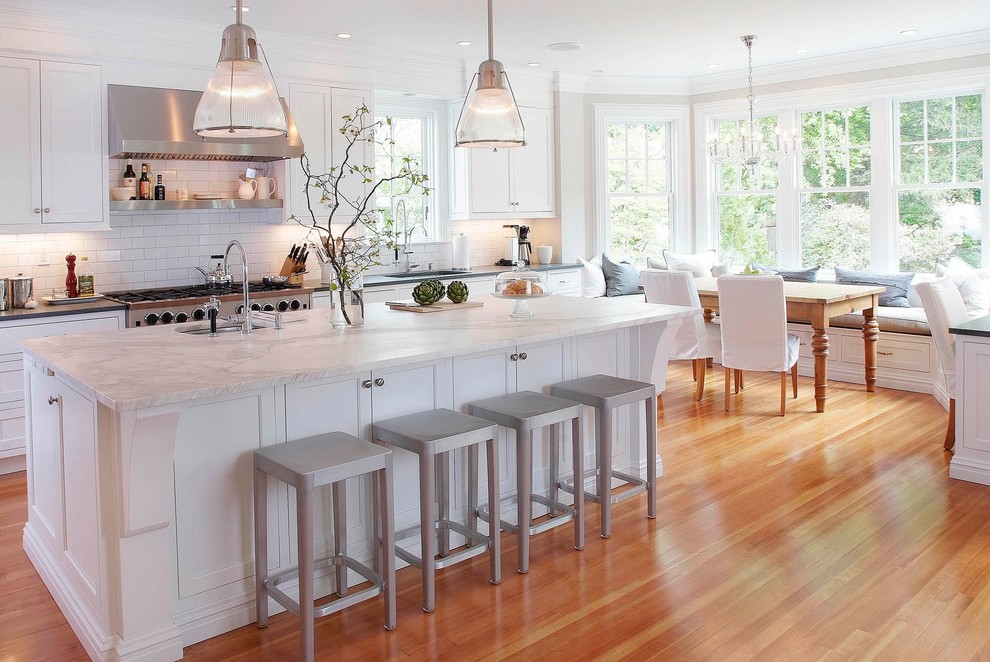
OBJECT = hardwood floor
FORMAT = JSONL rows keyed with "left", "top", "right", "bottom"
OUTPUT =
{"left": 3, "top": 364, "right": 989, "bottom": 660}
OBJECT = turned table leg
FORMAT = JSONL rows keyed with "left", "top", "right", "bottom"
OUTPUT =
{"left": 863, "top": 309, "right": 879, "bottom": 393}
{"left": 812, "top": 327, "right": 830, "bottom": 413}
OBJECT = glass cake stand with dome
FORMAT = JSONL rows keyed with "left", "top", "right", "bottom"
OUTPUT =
{"left": 492, "top": 261, "right": 551, "bottom": 318}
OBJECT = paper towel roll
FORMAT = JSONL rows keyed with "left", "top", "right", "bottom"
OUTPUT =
{"left": 451, "top": 234, "right": 470, "bottom": 270}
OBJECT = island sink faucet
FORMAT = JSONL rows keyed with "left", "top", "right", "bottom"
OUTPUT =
{"left": 395, "top": 200, "right": 420, "bottom": 274}
{"left": 223, "top": 239, "right": 253, "bottom": 334}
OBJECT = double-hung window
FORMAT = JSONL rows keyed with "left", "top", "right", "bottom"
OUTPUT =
{"left": 895, "top": 94, "right": 983, "bottom": 271}
{"left": 798, "top": 105, "right": 872, "bottom": 269}
{"left": 594, "top": 105, "right": 690, "bottom": 264}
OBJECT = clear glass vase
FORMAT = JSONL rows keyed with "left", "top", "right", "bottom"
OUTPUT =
{"left": 329, "top": 274, "right": 365, "bottom": 328}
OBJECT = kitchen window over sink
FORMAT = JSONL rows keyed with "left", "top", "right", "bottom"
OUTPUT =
{"left": 375, "top": 99, "right": 443, "bottom": 243}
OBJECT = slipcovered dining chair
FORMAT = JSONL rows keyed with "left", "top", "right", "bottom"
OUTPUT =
{"left": 916, "top": 277, "right": 970, "bottom": 452}
{"left": 717, "top": 275, "right": 800, "bottom": 416}
{"left": 641, "top": 268, "right": 721, "bottom": 399}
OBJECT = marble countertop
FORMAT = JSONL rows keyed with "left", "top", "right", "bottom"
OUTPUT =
{"left": 310, "top": 263, "right": 581, "bottom": 290}
{"left": 950, "top": 315, "right": 990, "bottom": 337}
{"left": 0, "top": 298, "right": 125, "bottom": 323}
{"left": 20, "top": 295, "right": 693, "bottom": 412}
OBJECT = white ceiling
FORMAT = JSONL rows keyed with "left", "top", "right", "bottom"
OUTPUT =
{"left": 26, "top": 0, "right": 990, "bottom": 79}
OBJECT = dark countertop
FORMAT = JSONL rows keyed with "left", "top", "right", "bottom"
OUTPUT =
{"left": 0, "top": 298, "right": 126, "bottom": 324}
{"left": 950, "top": 315, "right": 990, "bottom": 338}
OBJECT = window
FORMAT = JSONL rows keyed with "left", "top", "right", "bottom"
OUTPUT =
{"left": 594, "top": 104, "right": 689, "bottom": 265}
{"left": 374, "top": 103, "right": 439, "bottom": 242}
{"left": 716, "top": 116, "right": 779, "bottom": 266}
{"left": 798, "top": 105, "right": 872, "bottom": 269}
{"left": 896, "top": 94, "right": 983, "bottom": 271}
{"left": 604, "top": 121, "right": 670, "bottom": 263}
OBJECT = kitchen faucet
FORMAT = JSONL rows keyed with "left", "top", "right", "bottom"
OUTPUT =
{"left": 223, "top": 239, "right": 252, "bottom": 334}
{"left": 395, "top": 200, "right": 420, "bottom": 274}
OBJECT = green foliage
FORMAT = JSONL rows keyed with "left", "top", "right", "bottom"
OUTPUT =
{"left": 608, "top": 196, "right": 669, "bottom": 265}
{"left": 718, "top": 194, "right": 776, "bottom": 266}
{"left": 898, "top": 188, "right": 982, "bottom": 271}
{"left": 800, "top": 193, "right": 871, "bottom": 269}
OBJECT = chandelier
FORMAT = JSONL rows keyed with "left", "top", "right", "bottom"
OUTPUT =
{"left": 707, "top": 35, "right": 793, "bottom": 170}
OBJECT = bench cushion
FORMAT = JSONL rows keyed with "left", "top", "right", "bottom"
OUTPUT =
{"left": 830, "top": 306, "right": 930, "bottom": 336}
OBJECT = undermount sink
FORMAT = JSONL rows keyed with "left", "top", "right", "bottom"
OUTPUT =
{"left": 380, "top": 270, "right": 469, "bottom": 279}
{"left": 174, "top": 322, "right": 242, "bottom": 335}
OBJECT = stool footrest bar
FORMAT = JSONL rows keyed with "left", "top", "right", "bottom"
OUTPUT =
{"left": 266, "top": 554, "right": 383, "bottom": 617}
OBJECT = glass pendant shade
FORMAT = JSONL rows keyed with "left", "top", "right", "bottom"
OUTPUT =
{"left": 454, "top": 0, "right": 526, "bottom": 149}
{"left": 193, "top": 2, "right": 287, "bottom": 138}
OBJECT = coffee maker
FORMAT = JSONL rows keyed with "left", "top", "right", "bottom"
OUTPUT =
{"left": 496, "top": 224, "right": 520, "bottom": 266}
{"left": 516, "top": 225, "right": 532, "bottom": 265}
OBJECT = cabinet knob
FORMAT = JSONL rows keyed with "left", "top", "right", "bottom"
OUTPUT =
{"left": 362, "top": 379, "right": 373, "bottom": 389}
{"left": 519, "top": 352, "right": 528, "bottom": 360}
{"left": 510, "top": 353, "right": 518, "bottom": 361}
{"left": 48, "top": 395, "right": 59, "bottom": 405}
{"left": 44, "top": 207, "right": 51, "bottom": 213}
{"left": 34, "top": 208, "right": 41, "bottom": 214}
{"left": 374, "top": 377, "right": 385, "bottom": 387}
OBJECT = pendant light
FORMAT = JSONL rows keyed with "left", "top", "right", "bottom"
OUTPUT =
{"left": 194, "top": 0, "right": 287, "bottom": 138}
{"left": 454, "top": 0, "right": 526, "bottom": 149}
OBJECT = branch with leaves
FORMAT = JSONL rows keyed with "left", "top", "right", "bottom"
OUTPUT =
{"left": 289, "top": 105, "right": 430, "bottom": 323}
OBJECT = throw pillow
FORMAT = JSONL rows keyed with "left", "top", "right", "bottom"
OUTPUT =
{"left": 751, "top": 263, "right": 820, "bottom": 283}
{"left": 577, "top": 255, "right": 606, "bottom": 297}
{"left": 601, "top": 255, "right": 640, "bottom": 297}
{"left": 938, "top": 256, "right": 990, "bottom": 318}
{"left": 661, "top": 249, "right": 717, "bottom": 277}
{"left": 834, "top": 267, "right": 914, "bottom": 308}
{"left": 646, "top": 255, "right": 666, "bottom": 270}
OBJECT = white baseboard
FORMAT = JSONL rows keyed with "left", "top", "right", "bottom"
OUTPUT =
{"left": 0, "top": 454, "right": 26, "bottom": 475}
{"left": 949, "top": 455, "right": 990, "bottom": 486}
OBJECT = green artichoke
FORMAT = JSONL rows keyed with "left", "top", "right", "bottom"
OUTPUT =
{"left": 447, "top": 280, "right": 469, "bottom": 303}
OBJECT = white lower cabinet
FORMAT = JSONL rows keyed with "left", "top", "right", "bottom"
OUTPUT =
{"left": 1, "top": 310, "right": 123, "bottom": 474}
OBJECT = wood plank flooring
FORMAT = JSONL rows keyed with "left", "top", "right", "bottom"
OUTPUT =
{"left": 3, "top": 364, "right": 989, "bottom": 660}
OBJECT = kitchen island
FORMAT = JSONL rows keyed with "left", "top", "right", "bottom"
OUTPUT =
{"left": 18, "top": 295, "right": 692, "bottom": 661}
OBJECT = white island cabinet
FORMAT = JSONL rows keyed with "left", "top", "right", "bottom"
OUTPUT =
{"left": 19, "top": 297, "right": 691, "bottom": 661}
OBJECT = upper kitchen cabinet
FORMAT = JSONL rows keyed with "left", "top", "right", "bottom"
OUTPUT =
{"left": 0, "top": 57, "right": 107, "bottom": 233}
{"left": 285, "top": 84, "right": 372, "bottom": 221}
{"left": 451, "top": 106, "right": 555, "bottom": 219}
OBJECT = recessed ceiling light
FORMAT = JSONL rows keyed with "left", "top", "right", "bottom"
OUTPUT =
{"left": 706, "top": 63, "right": 720, "bottom": 69}
{"left": 900, "top": 29, "right": 918, "bottom": 36}
{"left": 230, "top": 4, "right": 250, "bottom": 10}
{"left": 794, "top": 48, "right": 808, "bottom": 54}
{"left": 527, "top": 62, "right": 541, "bottom": 67}
{"left": 592, "top": 69, "right": 603, "bottom": 74}
{"left": 547, "top": 42, "right": 582, "bottom": 52}
{"left": 457, "top": 40, "right": 472, "bottom": 46}
{"left": 402, "top": 92, "right": 417, "bottom": 97}
{"left": 335, "top": 33, "right": 352, "bottom": 39}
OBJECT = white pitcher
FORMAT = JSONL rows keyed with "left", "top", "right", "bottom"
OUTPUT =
{"left": 255, "top": 176, "right": 278, "bottom": 200}
{"left": 237, "top": 178, "right": 258, "bottom": 199}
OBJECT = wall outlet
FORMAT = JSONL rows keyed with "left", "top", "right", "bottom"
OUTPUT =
{"left": 38, "top": 250, "right": 49, "bottom": 265}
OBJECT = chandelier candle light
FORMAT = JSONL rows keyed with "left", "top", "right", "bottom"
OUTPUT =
{"left": 707, "top": 35, "right": 793, "bottom": 170}
{"left": 193, "top": 0, "right": 287, "bottom": 138}
{"left": 454, "top": 0, "right": 526, "bottom": 148}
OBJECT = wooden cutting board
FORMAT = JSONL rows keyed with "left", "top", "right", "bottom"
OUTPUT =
{"left": 386, "top": 300, "right": 484, "bottom": 313}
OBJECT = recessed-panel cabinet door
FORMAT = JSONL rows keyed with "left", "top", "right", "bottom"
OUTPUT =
{"left": 0, "top": 57, "right": 41, "bottom": 228}
{"left": 41, "top": 61, "right": 105, "bottom": 225}
{"left": 25, "top": 363, "right": 61, "bottom": 551}
{"left": 286, "top": 84, "right": 331, "bottom": 219}
{"left": 511, "top": 107, "right": 554, "bottom": 213}
{"left": 468, "top": 147, "right": 511, "bottom": 213}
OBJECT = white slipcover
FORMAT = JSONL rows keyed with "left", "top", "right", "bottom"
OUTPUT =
{"left": 916, "top": 276, "right": 970, "bottom": 397}
{"left": 641, "top": 269, "right": 721, "bottom": 362}
{"left": 717, "top": 275, "right": 799, "bottom": 373}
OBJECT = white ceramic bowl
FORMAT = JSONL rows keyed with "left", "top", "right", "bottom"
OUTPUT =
{"left": 110, "top": 186, "right": 135, "bottom": 201}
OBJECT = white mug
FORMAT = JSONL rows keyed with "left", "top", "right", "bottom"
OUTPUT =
{"left": 536, "top": 245, "right": 553, "bottom": 264}
{"left": 255, "top": 176, "right": 278, "bottom": 200}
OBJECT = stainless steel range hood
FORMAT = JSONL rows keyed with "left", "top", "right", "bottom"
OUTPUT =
{"left": 108, "top": 85, "right": 304, "bottom": 162}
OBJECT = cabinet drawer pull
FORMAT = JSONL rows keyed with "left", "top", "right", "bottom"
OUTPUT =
{"left": 362, "top": 379, "right": 372, "bottom": 389}
{"left": 374, "top": 377, "right": 385, "bottom": 387}
{"left": 878, "top": 351, "right": 893, "bottom": 356}
{"left": 48, "top": 395, "right": 59, "bottom": 405}
{"left": 510, "top": 353, "right": 518, "bottom": 361}
{"left": 519, "top": 352, "right": 528, "bottom": 360}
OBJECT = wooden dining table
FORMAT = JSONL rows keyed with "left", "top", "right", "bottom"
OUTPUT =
{"left": 692, "top": 277, "right": 887, "bottom": 413}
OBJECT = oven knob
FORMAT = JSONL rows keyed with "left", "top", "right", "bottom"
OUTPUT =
{"left": 262, "top": 303, "right": 275, "bottom": 312}
{"left": 251, "top": 303, "right": 262, "bottom": 311}
{"left": 289, "top": 299, "right": 301, "bottom": 311}
{"left": 145, "top": 313, "right": 159, "bottom": 326}
{"left": 176, "top": 312, "right": 189, "bottom": 323}
{"left": 192, "top": 308, "right": 206, "bottom": 321}
{"left": 160, "top": 311, "right": 174, "bottom": 324}
{"left": 276, "top": 299, "right": 289, "bottom": 312}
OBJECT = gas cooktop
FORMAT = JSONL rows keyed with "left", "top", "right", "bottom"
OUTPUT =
{"left": 104, "top": 282, "right": 303, "bottom": 305}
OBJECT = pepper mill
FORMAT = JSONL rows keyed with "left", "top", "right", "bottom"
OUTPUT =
{"left": 65, "top": 253, "right": 78, "bottom": 298}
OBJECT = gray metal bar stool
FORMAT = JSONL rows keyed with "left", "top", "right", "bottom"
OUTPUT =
{"left": 468, "top": 390, "right": 585, "bottom": 573}
{"left": 373, "top": 408, "right": 501, "bottom": 613}
{"left": 550, "top": 374, "right": 657, "bottom": 539}
{"left": 254, "top": 432, "right": 396, "bottom": 662}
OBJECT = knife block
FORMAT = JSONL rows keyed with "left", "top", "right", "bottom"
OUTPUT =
{"left": 278, "top": 257, "right": 297, "bottom": 278}
{"left": 286, "top": 273, "right": 305, "bottom": 285}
